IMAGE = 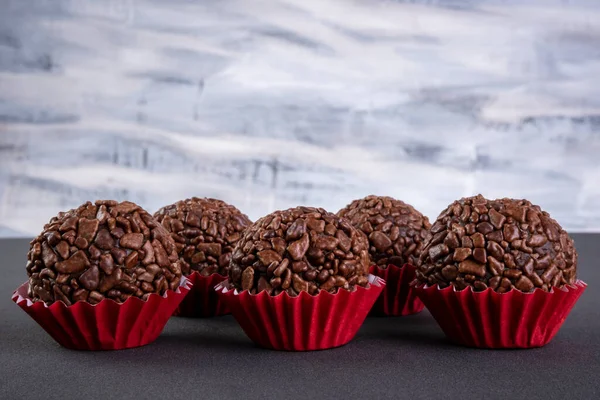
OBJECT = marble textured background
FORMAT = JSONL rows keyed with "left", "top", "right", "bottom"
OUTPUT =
{"left": 1, "top": 0, "right": 599, "bottom": 237}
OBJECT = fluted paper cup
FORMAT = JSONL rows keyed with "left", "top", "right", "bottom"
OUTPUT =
{"left": 369, "top": 263, "right": 424, "bottom": 316}
{"left": 216, "top": 274, "right": 385, "bottom": 351}
{"left": 12, "top": 276, "right": 191, "bottom": 351}
{"left": 414, "top": 280, "right": 587, "bottom": 349}
{"left": 173, "top": 272, "right": 229, "bottom": 317}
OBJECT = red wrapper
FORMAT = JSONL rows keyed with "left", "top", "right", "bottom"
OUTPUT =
{"left": 173, "top": 272, "right": 229, "bottom": 317}
{"left": 216, "top": 274, "right": 385, "bottom": 351}
{"left": 369, "top": 263, "right": 424, "bottom": 316}
{"left": 414, "top": 280, "right": 587, "bottom": 349}
{"left": 12, "top": 277, "right": 192, "bottom": 351}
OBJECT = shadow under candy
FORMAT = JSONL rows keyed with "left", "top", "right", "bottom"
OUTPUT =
{"left": 361, "top": 311, "right": 450, "bottom": 347}
{"left": 155, "top": 315, "right": 258, "bottom": 350}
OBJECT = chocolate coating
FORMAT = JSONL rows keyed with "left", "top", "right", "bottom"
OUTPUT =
{"left": 337, "top": 195, "right": 431, "bottom": 268}
{"left": 26, "top": 200, "right": 182, "bottom": 305}
{"left": 154, "top": 198, "right": 252, "bottom": 277}
{"left": 229, "top": 206, "right": 371, "bottom": 296}
{"left": 416, "top": 195, "right": 577, "bottom": 293}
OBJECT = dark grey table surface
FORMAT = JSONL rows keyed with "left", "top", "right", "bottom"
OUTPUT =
{"left": 1, "top": 236, "right": 598, "bottom": 400}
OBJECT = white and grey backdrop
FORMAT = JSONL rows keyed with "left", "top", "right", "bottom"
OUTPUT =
{"left": 1, "top": 0, "right": 600, "bottom": 237}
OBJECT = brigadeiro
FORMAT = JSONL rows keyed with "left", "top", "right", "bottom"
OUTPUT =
{"left": 216, "top": 206, "right": 385, "bottom": 351}
{"left": 154, "top": 197, "right": 252, "bottom": 317}
{"left": 413, "top": 194, "right": 586, "bottom": 348}
{"left": 337, "top": 195, "right": 430, "bottom": 316}
{"left": 12, "top": 200, "right": 191, "bottom": 350}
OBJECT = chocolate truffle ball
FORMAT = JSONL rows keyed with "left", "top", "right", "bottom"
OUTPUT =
{"left": 337, "top": 195, "right": 431, "bottom": 268}
{"left": 154, "top": 198, "right": 252, "bottom": 277}
{"left": 229, "top": 206, "right": 371, "bottom": 296}
{"left": 26, "top": 200, "right": 182, "bottom": 306}
{"left": 416, "top": 195, "right": 577, "bottom": 293}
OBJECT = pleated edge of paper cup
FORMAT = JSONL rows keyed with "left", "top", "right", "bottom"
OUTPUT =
{"left": 187, "top": 270, "right": 228, "bottom": 281}
{"left": 215, "top": 273, "right": 386, "bottom": 299}
{"left": 413, "top": 279, "right": 587, "bottom": 297}
{"left": 174, "top": 271, "right": 229, "bottom": 317}
{"left": 12, "top": 275, "right": 193, "bottom": 310}
{"left": 370, "top": 262, "right": 416, "bottom": 274}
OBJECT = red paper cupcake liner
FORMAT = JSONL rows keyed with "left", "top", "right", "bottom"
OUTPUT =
{"left": 173, "top": 272, "right": 229, "bottom": 317}
{"left": 414, "top": 280, "right": 587, "bottom": 349}
{"left": 215, "top": 274, "right": 385, "bottom": 351}
{"left": 369, "top": 263, "right": 424, "bottom": 316}
{"left": 12, "top": 277, "right": 192, "bottom": 351}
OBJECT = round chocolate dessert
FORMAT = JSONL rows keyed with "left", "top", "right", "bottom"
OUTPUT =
{"left": 229, "top": 206, "right": 371, "bottom": 296}
{"left": 154, "top": 197, "right": 252, "bottom": 277}
{"left": 26, "top": 200, "right": 182, "bottom": 305}
{"left": 337, "top": 195, "right": 431, "bottom": 268}
{"left": 416, "top": 195, "right": 577, "bottom": 293}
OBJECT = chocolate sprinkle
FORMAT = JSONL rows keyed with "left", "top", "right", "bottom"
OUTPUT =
{"left": 338, "top": 195, "right": 431, "bottom": 268}
{"left": 416, "top": 195, "right": 577, "bottom": 293}
{"left": 26, "top": 200, "right": 182, "bottom": 305}
{"left": 229, "top": 206, "right": 371, "bottom": 296}
{"left": 154, "top": 197, "right": 252, "bottom": 277}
